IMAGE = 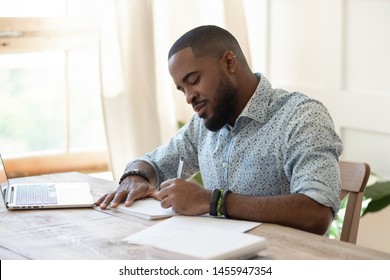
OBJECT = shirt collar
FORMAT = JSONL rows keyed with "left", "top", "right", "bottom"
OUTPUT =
{"left": 237, "top": 73, "right": 272, "bottom": 125}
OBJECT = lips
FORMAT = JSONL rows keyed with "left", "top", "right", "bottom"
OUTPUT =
{"left": 193, "top": 101, "right": 207, "bottom": 117}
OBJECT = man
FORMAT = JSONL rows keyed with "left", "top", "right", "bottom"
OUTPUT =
{"left": 96, "top": 25, "right": 343, "bottom": 235}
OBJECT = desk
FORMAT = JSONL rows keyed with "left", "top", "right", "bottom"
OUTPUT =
{"left": 1, "top": 172, "right": 389, "bottom": 260}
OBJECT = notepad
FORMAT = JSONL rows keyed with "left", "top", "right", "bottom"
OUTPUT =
{"left": 150, "top": 225, "right": 267, "bottom": 259}
{"left": 125, "top": 216, "right": 266, "bottom": 259}
{"left": 110, "top": 198, "right": 176, "bottom": 220}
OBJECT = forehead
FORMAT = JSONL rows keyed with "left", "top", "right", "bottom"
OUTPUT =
{"left": 168, "top": 47, "right": 213, "bottom": 83}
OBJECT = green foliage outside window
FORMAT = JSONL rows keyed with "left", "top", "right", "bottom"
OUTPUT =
{"left": 329, "top": 174, "right": 390, "bottom": 240}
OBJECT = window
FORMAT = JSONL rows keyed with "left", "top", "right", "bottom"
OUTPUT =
{"left": 0, "top": 0, "right": 108, "bottom": 177}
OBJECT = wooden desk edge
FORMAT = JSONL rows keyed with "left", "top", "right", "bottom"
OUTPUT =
{"left": 7, "top": 172, "right": 390, "bottom": 260}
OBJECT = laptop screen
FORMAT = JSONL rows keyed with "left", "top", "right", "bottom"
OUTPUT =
{"left": 0, "top": 154, "right": 10, "bottom": 202}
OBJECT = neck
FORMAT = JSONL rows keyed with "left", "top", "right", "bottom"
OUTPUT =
{"left": 228, "top": 71, "right": 260, "bottom": 125}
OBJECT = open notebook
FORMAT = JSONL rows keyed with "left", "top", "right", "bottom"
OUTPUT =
{"left": 110, "top": 198, "right": 176, "bottom": 220}
{"left": 150, "top": 225, "right": 267, "bottom": 259}
{"left": 125, "top": 215, "right": 266, "bottom": 260}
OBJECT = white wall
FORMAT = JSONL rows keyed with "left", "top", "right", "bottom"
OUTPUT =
{"left": 244, "top": 0, "right": 390, "bottom": 253}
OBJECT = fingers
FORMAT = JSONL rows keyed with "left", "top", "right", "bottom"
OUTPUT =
{"left": 96, "top": 190, "right": 126, "bottom": 209}
{"left": 95, "top": 194, "right": 107, "bottom": 206}
{"left": 159, "top": 178, "right": 175, "bottom": 190}
{"left": 95, "top": 193, "right": 113, "bottom": 209}
{"left": 160, "top": 196, "right": 172, "bottom": 209}
{"left": 122, "top": 187, "right": 146, "bottom": 207}
{"left": 97, "top": 182, "right": 157, "bottom": 209}
{"left": 110, "top": 190, "right": 131, "bottom": 208}
{"left": 154, "top": 181, "right": 171, "bottom": 201}
{"left": 156, "top": 179, "right": 211, "bottom": 215}
{"left": 155, "top": 179, "right": 180, "bottom": 209}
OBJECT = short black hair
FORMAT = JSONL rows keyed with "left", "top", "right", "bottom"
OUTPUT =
{"left": 168, "top": 25, "right": 245, "bottom": 61}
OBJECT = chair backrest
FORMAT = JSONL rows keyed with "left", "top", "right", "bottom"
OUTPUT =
{"left": 338, "top": 160, "right": 371, "bottom": 244}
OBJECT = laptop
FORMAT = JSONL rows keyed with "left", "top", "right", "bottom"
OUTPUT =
{"left": 0, "top": 154, "right": 95, "bottom": 210}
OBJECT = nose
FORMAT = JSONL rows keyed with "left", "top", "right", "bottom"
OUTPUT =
{"left": 184, "top": 89, "right": 197, "bottom": 105}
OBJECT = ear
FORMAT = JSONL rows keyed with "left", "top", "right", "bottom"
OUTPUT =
{"left": 222, "top": 51, "right": 237, "bottom": 74}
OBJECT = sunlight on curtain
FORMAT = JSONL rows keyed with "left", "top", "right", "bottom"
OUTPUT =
{"left": 100, "top": 0, "right": 161, "bottom": 179}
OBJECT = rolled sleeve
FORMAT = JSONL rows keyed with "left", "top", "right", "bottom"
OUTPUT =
{"left": 294, "top": 180, "right": 340, "bottom": 215}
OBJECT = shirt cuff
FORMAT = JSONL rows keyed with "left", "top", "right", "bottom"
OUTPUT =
{"left": 294, "top": 180, "right": 340, "bottom": 215}
{"left": 124, "top": 158, "right": 162, "bottom": 189}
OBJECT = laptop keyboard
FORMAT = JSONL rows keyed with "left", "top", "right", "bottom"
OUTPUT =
{"left": 16, "top": 184, "right": 57, "bottom": 205}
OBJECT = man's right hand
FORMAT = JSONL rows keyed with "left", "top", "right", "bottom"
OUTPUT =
{"left": 95, "top": 175, "right": 158, "bottom": 209}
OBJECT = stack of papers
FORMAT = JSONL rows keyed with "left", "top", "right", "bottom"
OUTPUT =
{"left": 124, "top": 216, "right": 267, "bottom": 260}
{"left": 150, "top": 225, "right": 267, "bottom": 259}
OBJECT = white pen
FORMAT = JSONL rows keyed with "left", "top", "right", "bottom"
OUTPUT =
{"left": 177, "top": 157, "right": 184, "bottom": 179}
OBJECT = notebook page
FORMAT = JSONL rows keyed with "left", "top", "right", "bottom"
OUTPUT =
{"left": 110, "top": 198, "right": 176, "bottom": 220}
{"left": 124, "top": 215, "right": 261, "bottom": 246}
{"left": 150, "top": 225, "right": 267, "bottom": 259}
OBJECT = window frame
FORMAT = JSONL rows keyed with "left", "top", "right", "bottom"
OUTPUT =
{"left": 0, "top": 17, "right": 109, "bottom": 177}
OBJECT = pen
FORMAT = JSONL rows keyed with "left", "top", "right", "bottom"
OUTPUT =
{"left": 177, "top": 157, "right": 184, "bottom": 179}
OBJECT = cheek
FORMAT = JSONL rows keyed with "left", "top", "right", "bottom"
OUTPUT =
{"left": 201, "top": 77, "right": 221, "bottom": 98}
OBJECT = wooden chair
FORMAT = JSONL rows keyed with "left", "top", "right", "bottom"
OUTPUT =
{"left": 338, "top": 160, "right": 371, "bottom": 244}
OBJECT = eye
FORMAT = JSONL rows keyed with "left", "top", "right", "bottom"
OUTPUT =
{"left": 189, "top": 76, "right": 200, "bottom": 85}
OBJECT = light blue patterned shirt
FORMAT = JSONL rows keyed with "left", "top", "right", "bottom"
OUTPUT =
{"left": 129, "top": 73, "right": 343, "bottom": 214}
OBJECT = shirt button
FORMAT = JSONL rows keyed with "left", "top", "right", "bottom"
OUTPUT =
{"left": 222, "top": 162, "right": 227, "bottom": 168}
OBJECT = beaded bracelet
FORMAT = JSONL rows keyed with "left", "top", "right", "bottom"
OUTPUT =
{"left": 119, "top": 169, "right": 150, "bottom": 185}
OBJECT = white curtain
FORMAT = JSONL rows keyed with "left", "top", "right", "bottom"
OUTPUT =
{"left": 99, "top": 0, "right": 252, "bottom": 180}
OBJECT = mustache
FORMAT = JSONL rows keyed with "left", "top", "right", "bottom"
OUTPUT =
{"left": 192, "top": 100, "right": 207, "bottom": 111}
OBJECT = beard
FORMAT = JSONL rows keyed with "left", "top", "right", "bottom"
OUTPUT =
{"left": 203, "top": 73, "right": 237, "bottom": 132}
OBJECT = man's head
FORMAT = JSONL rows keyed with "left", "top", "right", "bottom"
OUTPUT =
{"left": 168, "top": 25, "right": 249, "bottom": 131}
{"left": 168, "top": 25, "right": 245, "bottom": 62}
